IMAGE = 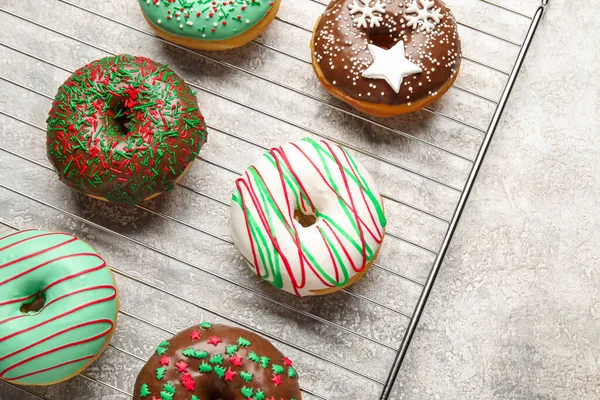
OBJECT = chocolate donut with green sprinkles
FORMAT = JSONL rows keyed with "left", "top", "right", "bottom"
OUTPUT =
{"left": 46, "top": 55, "right": 207, "bottom": 205}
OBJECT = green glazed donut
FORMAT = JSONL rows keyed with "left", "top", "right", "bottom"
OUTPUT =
{"left": 138, "top": 0, "right": 281, "bottom": 50}
{"left": 0, "top": 230, "right": 118, "bottom": 386}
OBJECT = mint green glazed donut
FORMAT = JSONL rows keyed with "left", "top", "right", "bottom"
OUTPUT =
{"left": 0, "top": 230, "right": 118, "bottom": 386}
{"left": 138, "top": 0, "right": 281, "bottom": 50}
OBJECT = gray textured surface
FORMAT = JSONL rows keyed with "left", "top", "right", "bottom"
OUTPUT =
{"left": 0, "top": 0, "right": 597, "bottom": 399}
{"left": 389, "top": 1, "right": 600, "bottom": 399}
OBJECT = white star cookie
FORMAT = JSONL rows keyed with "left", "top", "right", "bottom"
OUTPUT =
{"left": 362, "top": 41, "right": 423, "bottom": 93}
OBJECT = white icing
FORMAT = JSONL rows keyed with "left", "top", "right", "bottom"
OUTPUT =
{"left": 230, "top": 138, "right": 386, "bottom": 297}
{"left": 362, "top": 41, "right": 423, "bottom": 93}
{"left": 405, "top": 0, "right": 443, "bottom": 33}
{"left": 348, "top": 0, "right": 387, "bottom": 29}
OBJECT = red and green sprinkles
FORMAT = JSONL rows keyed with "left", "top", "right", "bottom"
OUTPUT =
{"left": 46, "top": 54, "right": 207, "bottom": 205}
{"left": 139, "top": 324, "right": 298, "bottom": 399}
{"left": 156, "top": 340, "right": 170, "bottom": 356}
{"left": 139, "top": 0, "right": 277, "bottom": 41}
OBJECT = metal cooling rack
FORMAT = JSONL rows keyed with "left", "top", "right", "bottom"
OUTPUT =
{"left": 0, "top": 0, "right": 549, "bottom": 399}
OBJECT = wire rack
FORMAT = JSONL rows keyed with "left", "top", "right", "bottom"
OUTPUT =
{"left": 0, "top": 0, "right": 549, "bottom": 399}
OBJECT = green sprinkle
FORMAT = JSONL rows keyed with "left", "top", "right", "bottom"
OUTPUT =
{"left": 200, "top": 321, "right": 212, "bottom": 329}
{"left": 199, "top": 362, "right": 212, "bottom": 373}
{"left": 240, "top": 387, "right": 253, "bottom": 398}
{"left": 182, "top": 348, "right": 196, "bottom": 358}
{"left": 63, "top": 158, "right": 73, "bottom": 174}
{"left": 225, "top": 344, "right": 238, "bottom": 357}
{"left": 238, "top": 337, "right": 251, "bottom": 347}
{"left": 253, "top": 390, "right": 265, "bottom": 400}
{"left": 288, "top": 366, "right": 297, "bottom": 378}
{"left": 156, "top": 366, "right": 167, "bottom": 380}
{"left": 139, "top": 383, "right": 151, "bottom": 398}
{"left": 240, "top": 371, "right": 253, "bottom": 383}
{"left": 214, "top": 365, "right": 226, "bottom": 378}
{"left": 248, "top": 352, "right": 260, "bottom": 363}
{"left": 160, "top": 382, "right": 176, "bottom": 400}
{"left": 195, "top": 350, "right": 209, "bottom": 359}
{"left": 210, "top": 353, "right": 223, "bottom": 365}
{"left": 272, "top": 364, "right": 284, "bottom": 374}
{"left": 259, "top": 356, "right": 270, "bottom": 369}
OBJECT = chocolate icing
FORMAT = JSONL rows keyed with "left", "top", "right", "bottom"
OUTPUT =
{"left": 313, "top": 0, "right": 461, "bottom": 106}
{"left": 133, "top": 324, "right": 301, "bottom": 400}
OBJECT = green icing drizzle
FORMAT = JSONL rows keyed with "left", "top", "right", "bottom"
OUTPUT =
{"left": 139, "top": 0, "right": 276, "bottom": 41}
{"left": 231, "top": 137, "right": 386, "bottom": 296}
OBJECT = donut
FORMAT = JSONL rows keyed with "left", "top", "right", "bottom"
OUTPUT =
{"left": 133, "top": 323, "right": 301, "bottom": 400}
{"left": 311, "top": 0, "right": 462, "bottom": 117}
{"left": 138, "top": 0, "right": 281, "bottom": 51}
{"left": 0, "top": 229, "right": 118, "bottom": 386}
{"left": 46, "top": 54, "right": 208, "bottom": 205}
{"left": 230, "top": 138, "right": 386, "bottom": 297}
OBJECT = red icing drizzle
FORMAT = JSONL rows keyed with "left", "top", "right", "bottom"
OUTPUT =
{"left": 0, "top": 231, "right": 116, "bottom": 382}
{"left": 235, "top": 140, "right": 384, "bottom": 295}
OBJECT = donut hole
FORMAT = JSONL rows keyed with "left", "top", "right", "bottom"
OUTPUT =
{"left": 294, "top": 209, "right": 317, "bottom": 228}
{"left": 20, "top": 291, "right": 46, "bottom": 314}
{"left": 113, "top": 102, "right": 132, "bottom": 136}
{"left": 368, "top": 31, "right": 397, "bottom": 50}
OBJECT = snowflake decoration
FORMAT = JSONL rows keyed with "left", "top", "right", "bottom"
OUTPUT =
{"left": 405, "top": 0, "right": 443, "bottom": 33}
{"left": 348, "top": 0, "right": 387, "bottom": 29}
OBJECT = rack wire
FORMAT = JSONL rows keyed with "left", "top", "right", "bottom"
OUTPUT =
{"left": 0, "top": 0, "right": 549, "bottom": 398}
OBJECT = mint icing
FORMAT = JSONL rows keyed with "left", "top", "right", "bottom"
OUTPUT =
{"left": 139, "top": 0, "right": 276, "bottom": 41}
{"left": 0, "top": 230, "right": 117, "bottom": 385}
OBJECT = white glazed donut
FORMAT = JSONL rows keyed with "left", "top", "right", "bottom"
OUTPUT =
{"left": 230, "top": 138, "right": 386, "bottom": 296}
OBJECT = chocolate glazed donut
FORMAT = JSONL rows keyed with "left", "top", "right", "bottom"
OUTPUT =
{"left": 311, "top": 0, "right": 462, "bottom": 117}
{"left": 47, "top": 55, "right": 207, "bottom": 205}
{"left": 133, "top": 323, "right": 301, "bottom": 400}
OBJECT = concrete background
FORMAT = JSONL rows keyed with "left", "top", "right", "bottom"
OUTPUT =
{"left": 0, "top": 0, "right": 598, "bottom": 399}
{"left": 391, "top": 1, "right": 600, "bottom": 398}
